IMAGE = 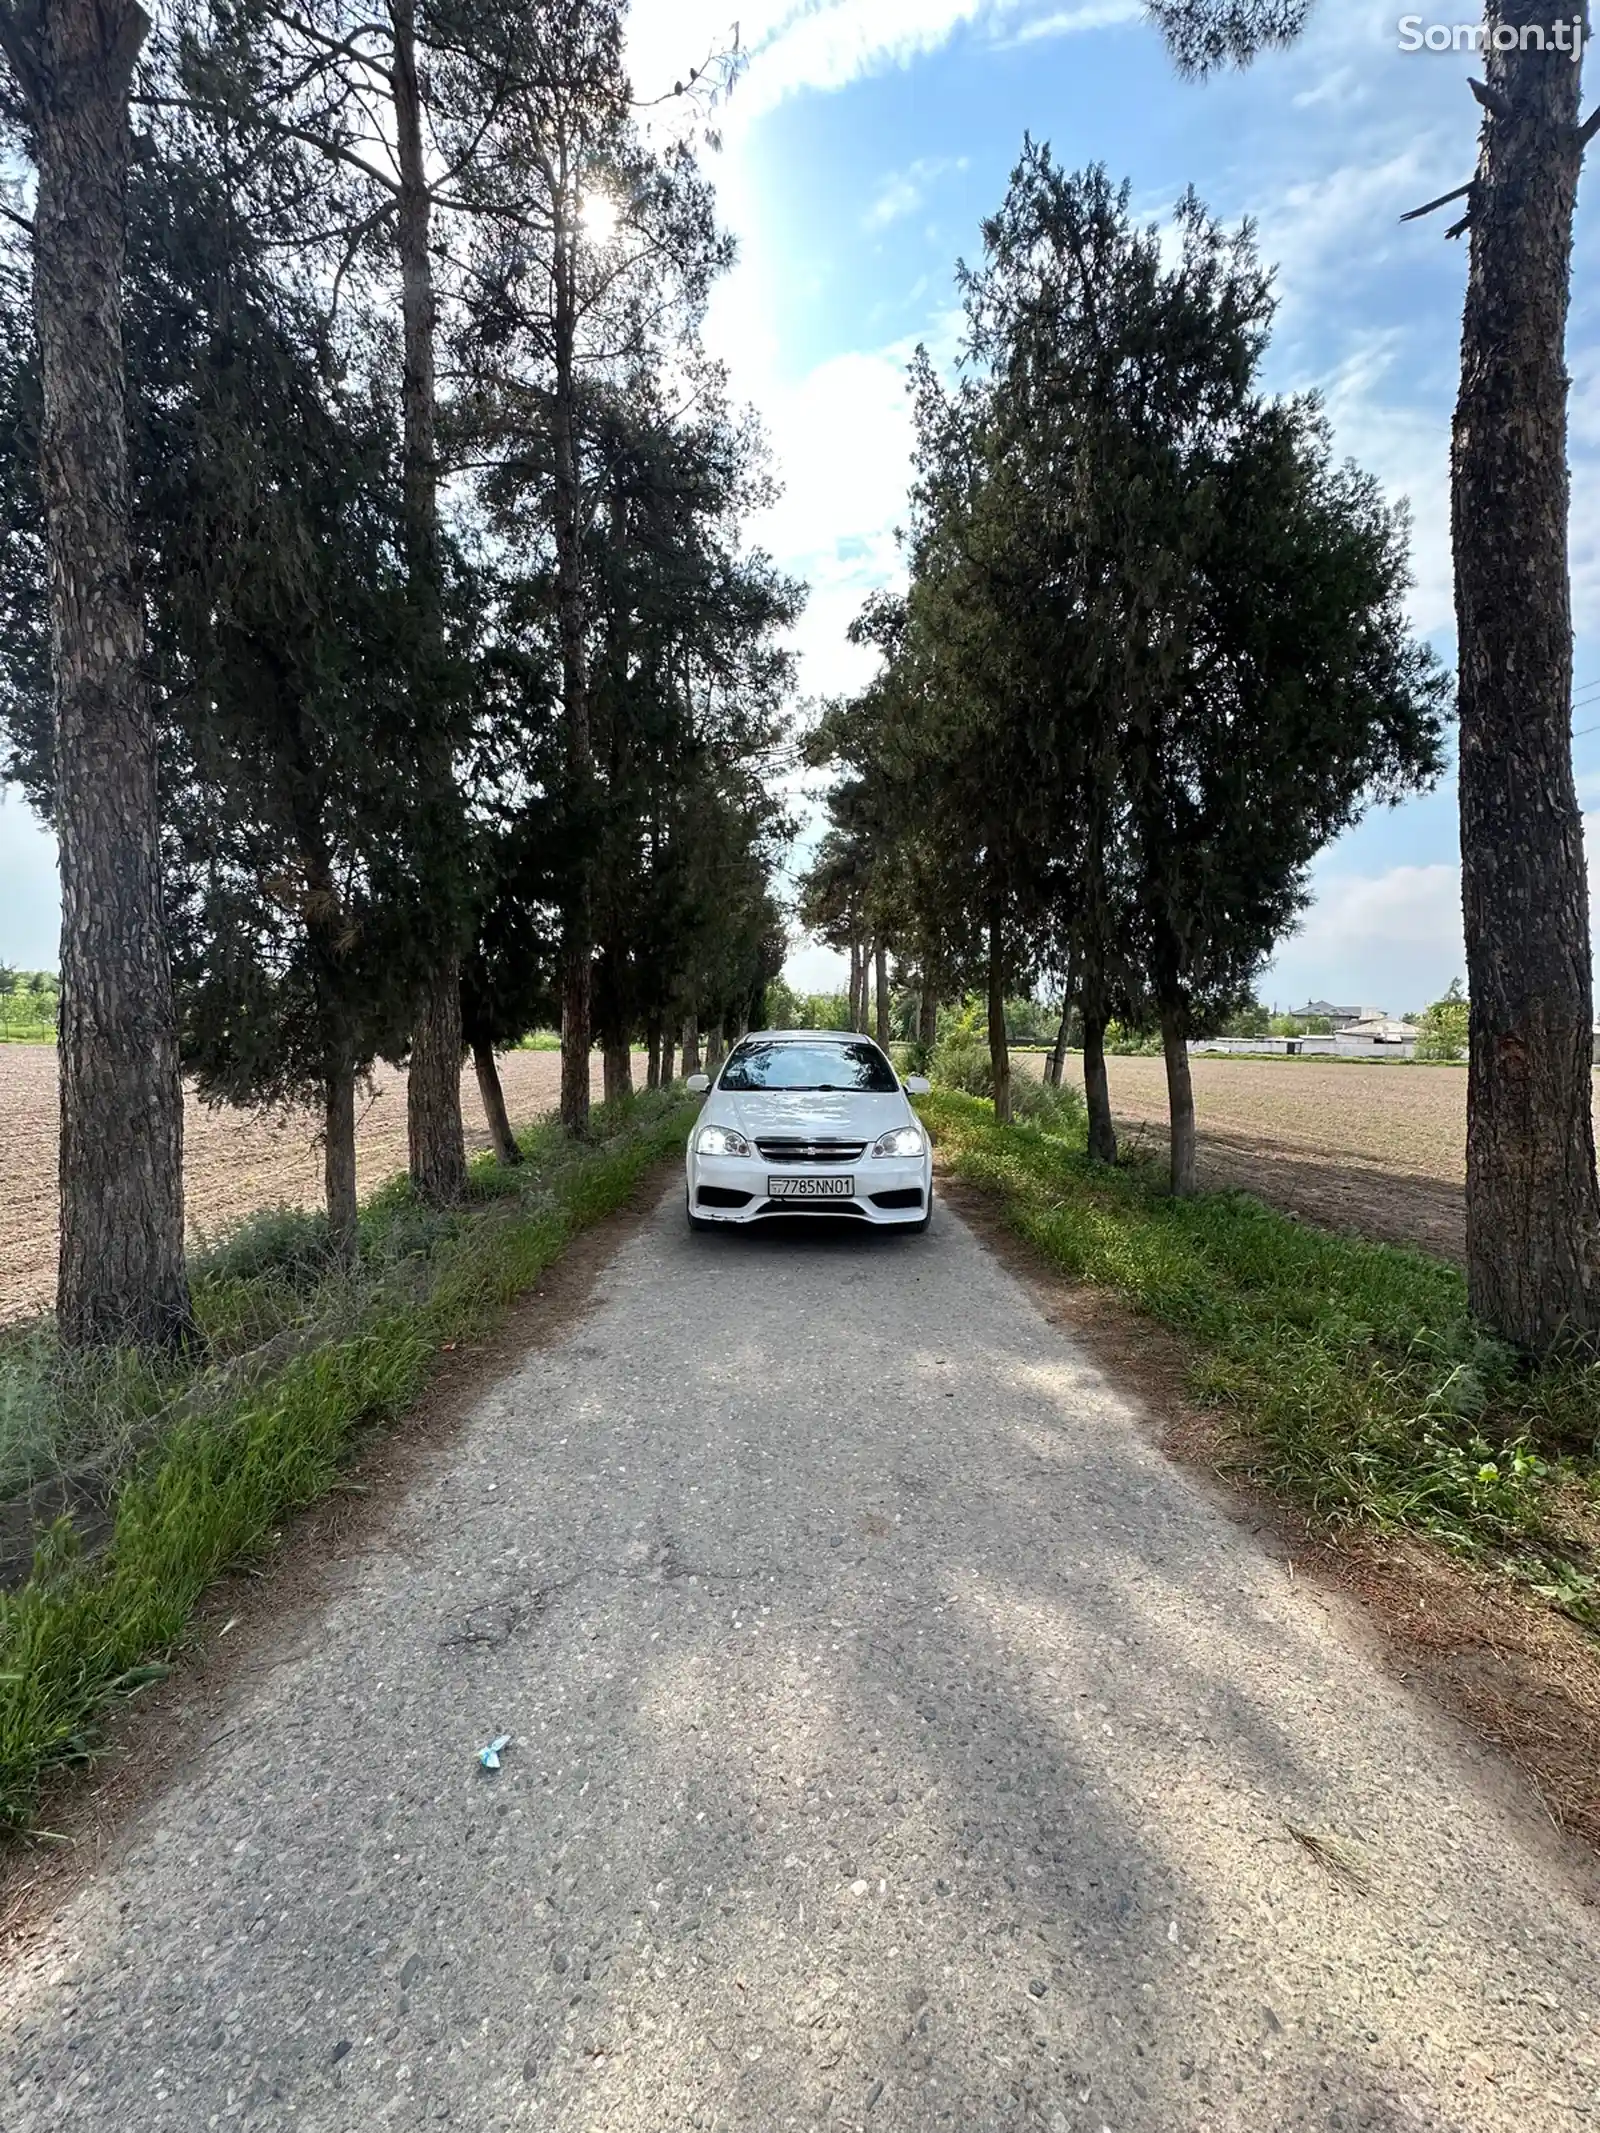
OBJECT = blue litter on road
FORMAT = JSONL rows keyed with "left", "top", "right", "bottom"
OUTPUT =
{"left": 478, "top": 1734, "right": 512, "bottom": 1771}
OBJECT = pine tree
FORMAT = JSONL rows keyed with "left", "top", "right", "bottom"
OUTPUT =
{"left": 1145, "top": 3, "right": 1600, "bottom": 1344}
{"left": 0, "top": 0, "right": 191, "bottom": 1346}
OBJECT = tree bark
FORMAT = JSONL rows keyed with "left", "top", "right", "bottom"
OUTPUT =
{"left": 660, "top": 1032, "right": 675, "bottom": 1084}
{"left": 917, "top": 983, "right": 938, "bottom": 1066}
{"left": 646, "top": 1017, "right": 662, "bottom": 1090}
{"left": 472, "top": 1036, "right": 521, "bottom": 1166}
{"left": 847, "top": 941, "right": 862, "bottom": 1032}
{"left": 550, "top": 178, "right": 595, "bottom": 1139}
{"left": 1082, "top": 999, "right": 1118, "bottom": 1166}
{"left": 17, "top": 0, "right": 192, "bottom": 1347}
{"left": 603, "top": 1036, "right": 633, "bottom": 1107}
{"left": 1161, "top": 1002, "right": 1197, "bottom": 1198}
{"left": 705, "top": 1025, "right": 726, "bottom": 1075}
{"left": 987, "top": 911, "right": 1012, "bottom": 1126}
{"left": 393, "top": 0, "right": 467, "bottom": 1199}
{"left": 681, "top": 1016, "right": 700, "bottom": 1076}
{"left": 1453, "top": 10, "right": 1600, "bottom": 1348}
{"left": 874, "top": 941, "right": 890, "bottom": 1046}
{"left": 409, "top": 969, "right": 467, "bottom": 1202}
{"left": 324, "top": 1055, "right": 359, "bottom": 1264}
{"left": 1046, "top": 1003, "right": 1070, "bottom": 1090}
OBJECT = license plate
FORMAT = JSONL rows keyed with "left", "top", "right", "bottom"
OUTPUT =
{"left": 768, "top": 1174, "right": 853, "bottom": 1199}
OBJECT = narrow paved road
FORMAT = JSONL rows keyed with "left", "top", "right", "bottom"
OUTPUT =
{"left": 4, "top": 1189, "right": 1598, "bottom": 2131}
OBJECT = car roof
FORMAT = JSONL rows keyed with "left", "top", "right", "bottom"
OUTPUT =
{"left": 737, "top": 1029, "right": 881, "bottom": 1044}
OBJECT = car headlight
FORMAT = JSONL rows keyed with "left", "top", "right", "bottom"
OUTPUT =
{"left": 696, "top": 1124, "right": 753, "bottom": 1158}
{"left": 871, "top": 1125, "right": 926, "bottom": 1160}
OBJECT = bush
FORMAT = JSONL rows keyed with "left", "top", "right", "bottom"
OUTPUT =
{"left": 1011, "top": 1077, "right": 1087, "bottom": 1133}
{"left": 1416, "top": 981, "right": 1469, "bottom": 1063}
{"left": 931, "top": 1032, "right": 993, "bottom": 1096}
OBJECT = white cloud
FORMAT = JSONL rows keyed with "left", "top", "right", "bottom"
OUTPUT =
{"left": 1009, "top": 0, "right": 1142, "bottom": 45}
{"left": 627, "top": 0, "right": 1143, "bottom": 126}
{"left": 1317, "top": 331, "right": 1454, "bottom": 635}
{"left": 1265, "top": 810, "right": 1600, "bottom": 1010}
{"left": 1266, "top": 860, "right": 1464, "bottom": 1012}
{"left": 863, "top": 155, "right": 969, "bottom": 233}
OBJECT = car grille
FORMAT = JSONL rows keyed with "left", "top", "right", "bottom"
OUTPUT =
{"left": 754, "top": 1137, "right": 867, "bottom": 1165}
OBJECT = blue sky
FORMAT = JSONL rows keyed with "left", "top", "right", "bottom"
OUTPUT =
{"left": 5, "top": 1, "right": 1599, "bottom": 1019}
{"left": 626, "top": 0, "right": 1600, "bottom": 1014}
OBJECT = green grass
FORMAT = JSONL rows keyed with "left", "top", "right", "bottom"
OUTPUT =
{"left": 920, "top": 1087, "right": 1600, "bottom": 1629}
{"left": 0, "top": 1092, "right": 693, "bottom": 1832}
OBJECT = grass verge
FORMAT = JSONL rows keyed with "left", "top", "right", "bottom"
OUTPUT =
{"left": 920, "top": 1088, "right": 1600, "bottom": 1628}
{"left": 0, "top": 1091, "right": 692, "bottom": 1833}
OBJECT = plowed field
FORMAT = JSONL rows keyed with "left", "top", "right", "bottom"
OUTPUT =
{"left": 0, "top": 1047, "right": 598, "bottom": 1323}
{"left": 1025, "top": 1051, "right": 1600, "bottom": 1263}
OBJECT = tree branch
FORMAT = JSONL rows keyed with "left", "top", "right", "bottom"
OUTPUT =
{"left": 265, "top": 5, "right": 393, "bottom": 80}
{"left": 0, "top": 195, "right": 33, "bottom": 235}
{"left": 1400, "top": 180, "right": 1473, "bottom": 225}
{"left": 1468, "top": 76, "right": 1513, "bottom": 124}
{"left": 1579, "top": 104, "right": 1600, "bottom": 148}
{"left": 0, "top": 0, "right": 43, "bottom": 109}
{"left": 135, "top": 94, "right": 403, "bottom": 196}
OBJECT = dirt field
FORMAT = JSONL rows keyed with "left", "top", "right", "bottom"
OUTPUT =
{"left": 0, "top": 1046, "right": 602, "bottom": 1324}
{"left": 1031, "top": 1051, "right": 1600, "bottom": 1263}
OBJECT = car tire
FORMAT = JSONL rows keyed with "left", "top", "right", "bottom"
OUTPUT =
{"left": 913, "top": 1195, "right": 933, "bottom": 1235}
{"left": 686, "top": 1192, "right": 715, "bottom": 1234}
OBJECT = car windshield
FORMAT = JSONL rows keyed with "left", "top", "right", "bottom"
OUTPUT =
{"left": 718, "top": 1039, "right": 900, "bottom": 1094}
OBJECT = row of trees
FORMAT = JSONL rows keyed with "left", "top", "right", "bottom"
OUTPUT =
{"left": 0, "top": 0, "right": 796, "bottom": 1343}
{"left": 1134, "top": 6, "right": 1600, "bottom": 1357}
{"left": 804, "top": 148, "right": 1448, "bottom": 1193}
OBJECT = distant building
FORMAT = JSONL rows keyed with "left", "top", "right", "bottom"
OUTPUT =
{"left": 1192, "top": 1014, "right": 1421, "bottom": 1061}
{"left": 1289, "top": 1000, "right": 1385, "bottom": 1030}
{"left": 1337, "top": 1017, "right": 1420, "bottom": 1055}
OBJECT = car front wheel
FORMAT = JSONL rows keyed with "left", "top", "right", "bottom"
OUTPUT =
{"left": 686, "top": 1191, "right": 715, "bottom": 1234}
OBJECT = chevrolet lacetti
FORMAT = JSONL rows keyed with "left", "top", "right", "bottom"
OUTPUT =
{"left": 683, "top": 1030, "right": 933, "bottom": 1232}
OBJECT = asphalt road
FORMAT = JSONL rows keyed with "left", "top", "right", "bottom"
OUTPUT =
{"left": 3, "top": 1187, "right": 1598, "bottom": 2131}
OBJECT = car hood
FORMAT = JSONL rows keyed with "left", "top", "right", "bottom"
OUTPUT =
{"left": 713, "top": 1088, "right": 913, "bottom": 1140}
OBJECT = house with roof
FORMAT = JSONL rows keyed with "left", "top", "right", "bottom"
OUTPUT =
{"left": 1290, "top": 1000, "right": 1386, "bottom": 1030}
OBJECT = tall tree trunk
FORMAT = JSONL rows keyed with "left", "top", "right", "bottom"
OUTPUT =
{"left": 705, "top": 1025, "right": 726, "bottom": 1074}
{"left": 646, "top": 1017, "right": 662, "bottom": 1091}
{"left": 1454, "top": 9, "right": 1600, "bottom": 1349}
{"left": 874, "top": 941, "right": 890, "bottom": 1046}
{"left": 602, "top": 1036, "right": 633, "bottom": 1107}
{"left": 917, "top": 982, "right": 938, "bottom": 1066}
{"left": 1045, "top": 950, "right": 1077, "bottom": 1089}
{"left": 15, "top": 0, "right": 191, "bottom": 1347}
{"left": 409, "top": 973, "right": 466, "bottom": 1201}
{"left": 1082, "top": 995, "right": 1118, "bottom": 1166}
{"left": 987, "top": 909, "right": 1012, "bottom": 1126}
{"left": 1161, "top": 1002, "right": 1197, "bottom": 1198}
{"left": 660, "top": 1031, "right": 675, "bottom": 1084}
{"left": 393, "top": 0, "right": 467, "bottom": 1201}
{"left": 847, "top": 941, "right": 862, "bottom": 1032}
{"left": 472, "top": 1036, "right": 521, "bottom": 1166}
{"left": 551, "top": 186, "right": 595, "bottom": 1138}
{"left": 681, "top": 1016, "right": 700, "bottom": 1076}
{"left": 324, "top": 1054, "right": 359, "bottom": 1264}
{"left": 1046, "top": 1004, "right": 1070, "bottom": 1090}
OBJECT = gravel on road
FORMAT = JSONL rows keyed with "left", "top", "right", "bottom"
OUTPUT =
{"left": 2, "top": 1185, "right": 1597, "bottom": 2132}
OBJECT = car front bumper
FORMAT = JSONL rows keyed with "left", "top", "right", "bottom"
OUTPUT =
{"left": 686, "top": 1151, "right": 931, "bottom": 1225}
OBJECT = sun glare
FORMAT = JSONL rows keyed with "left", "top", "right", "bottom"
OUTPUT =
{"left": 580, "top": 190, "right": 620, "bottom": 247}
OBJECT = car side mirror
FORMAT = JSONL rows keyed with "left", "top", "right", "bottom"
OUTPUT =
{"left": 684, "top": 1072, "right": 711, "bottom": 1093}
{"left": 904, "top": 1074, "right": 931, "bottom": 1095}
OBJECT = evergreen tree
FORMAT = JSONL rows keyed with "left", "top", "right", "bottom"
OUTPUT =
{"left": 1144, "top": 1, "right": 1600, "bottom": 1348}
{"left": 0, "top": 0, "right": 191, "bottom": 1346}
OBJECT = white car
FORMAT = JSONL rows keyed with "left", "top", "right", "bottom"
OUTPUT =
{"left": 684, "top": 1029, "right": 933, "bottom": 1232}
